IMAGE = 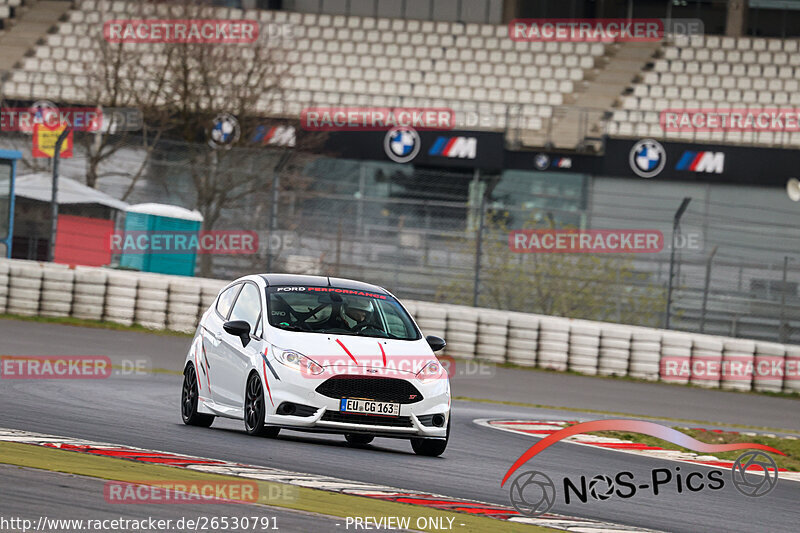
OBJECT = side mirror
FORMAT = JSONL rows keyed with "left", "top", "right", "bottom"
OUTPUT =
{"left": 426, "top": 335, "right": 446, "bottom": 352}
{"left": 223, "top": 320, "right": 251, "bottom": 347}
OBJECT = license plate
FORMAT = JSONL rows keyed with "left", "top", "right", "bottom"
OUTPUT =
{"left": 340, "top": 398, "right": 400, "bottom": 417}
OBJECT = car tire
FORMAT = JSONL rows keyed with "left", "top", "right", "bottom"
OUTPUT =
{"left": 345, "top": 434, "right": 375, "bottom": 446}
{"left": 410, "top": 418, "right": 449, "bottom": 457}
{"left": 244, "top": 373, "right": 280, "bottom": 437}
{"left": 181, "top": 365, "right": 214, "bottom": 427}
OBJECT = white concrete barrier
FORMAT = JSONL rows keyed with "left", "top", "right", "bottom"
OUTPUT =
{"left": 784, "top": 345, "right": 800, "bottom": 394}
{"left": 40, "top": 264, "right": 74, "bottom": 318}
{"left": 659, "top": 332, "right": 692, "bottom": 385}
{"left": 629, "top": 328, "right": 661, "bottom": 381}
{"left": 753, "top": 342, "right": 785, "bottom": 393}
{"left": 690, "top": 335, "right": 724, "bottom": 388}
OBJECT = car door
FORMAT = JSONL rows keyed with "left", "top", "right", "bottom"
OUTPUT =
{"left": 202, "top": 283, "right": 242, "bottom": 406}
{"left": 216, "top": 281, "right": 266, "bottom": 409}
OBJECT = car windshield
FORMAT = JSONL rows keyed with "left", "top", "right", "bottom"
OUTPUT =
{"left": 266, "top": 286, "right": 420, "bottom": 340}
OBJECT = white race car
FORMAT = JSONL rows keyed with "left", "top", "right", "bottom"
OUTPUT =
{"left": 181, "top": 274, "right": 451, "bottom": 456}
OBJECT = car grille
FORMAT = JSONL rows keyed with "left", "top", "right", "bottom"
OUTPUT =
{"left": 315, "top": 376, "right": 423, "bottom": 404}
{"left": 321, "top": 411, "right": 413, "bottom": 427}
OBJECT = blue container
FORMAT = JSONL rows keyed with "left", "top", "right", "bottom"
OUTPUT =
{"left": 119, "top": 203, "right": 203, "bottom": 277}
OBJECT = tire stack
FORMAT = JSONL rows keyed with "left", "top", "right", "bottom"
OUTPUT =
{"left": 0, "top": 260, "right": 9, "bottom": 313}
{"left": 659, "top": 332, "right": 692, "bottom": 384}
{"left": 629, "top": 329, "right": 661, "bottom": 380}
{"left": 6, "top": 261, "right": 43, "bottom": 316}
{"left": 568, "top": 321, "right": 601, "bottom": 375}
{"left": 105, "top": 271, "right": 138, "bottom": 326}
{"left": 199, "top": 279, "right": 227, "bottom": 323}
{"left": 135, "top": 274, "right": 169, "bottom": 330}
{"left": 167, "top": 278, "right": 201, "bottom": 333}
{"left": 753, "top": 341, "right": 785, "bottom": 393}
{"left": 413, "top": 302, "right": 447, "bottom": 339}
{"left": 475, "top": 310, "right": 508, "bottom": 363}
{"left": 39, "top": 264, "right": 74, "bottom": 318}
{"left": 505, "top": 313, "right": 539, "bottom": 367}
{"left": 689, "top": 335, "right": 723, "bottom": 388}
{"left": 720, "top": 338, "right": 755, "bottom": 392}
{"left": 71, "top": 267, "right": 107, "bottom": 321}
{"left": 597, "top": 327, "right": 631, "bottom": 377}
{"left": 537, "top": 318, "right": 570, "bottom": 371}
{"left": 443, "top": 305, "right": 477, "bottom": 359}
{"left": 784, "top": 344, "right": 800, "bottom": 394}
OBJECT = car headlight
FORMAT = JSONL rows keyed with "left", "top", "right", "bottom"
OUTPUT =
{"left": 275, "top": 350, "right": 324, "bottom": 375}
{"left": 416, "top": 360, "right": 444, "bottom": 383}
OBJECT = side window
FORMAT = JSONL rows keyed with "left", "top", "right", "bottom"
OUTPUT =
{"left": 377, "top": 300, "right": 414, "bottom": 338}
{"left": 216, "top": 284, "right": 241, "bottom": 319}
{"left": 229, "top": 283, "right": 262, "bottom": 334}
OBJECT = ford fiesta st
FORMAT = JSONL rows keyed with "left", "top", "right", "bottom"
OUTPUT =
{"left": 181, "top": 274, "right": 451, "bottom": 456}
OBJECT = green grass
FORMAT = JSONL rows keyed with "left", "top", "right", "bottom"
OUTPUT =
{"left": 584, "top": 428, "right": 800, "bottom": 471}
{"left": 453, "top": 395, "right": 800, "bottom": 434}
{"left": 0, "top": 441, "right": 553, "bottom": 533}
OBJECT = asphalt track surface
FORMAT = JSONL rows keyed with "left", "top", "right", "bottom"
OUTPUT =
{"left": 1, "top": 319, "right": 799, "bottom": 532}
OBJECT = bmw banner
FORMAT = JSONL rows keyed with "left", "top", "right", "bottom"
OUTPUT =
{"left": 602, "top": 137, "right": 800, "bottom": 186}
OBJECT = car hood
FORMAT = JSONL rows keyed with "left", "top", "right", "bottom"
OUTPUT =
{"left": 268, "top": 331, "right": 436, "bottom": 370}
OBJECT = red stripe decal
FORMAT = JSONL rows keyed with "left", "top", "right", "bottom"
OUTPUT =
{"left": 378, "top": 343, "right": 386, "bottom": 366}
{"left": 335, "top": 339, "right": 358, "bottom": 364}
{"left": 193, "top": 347, "right": 201, "bottom": 391}
{"left": 442, "top": 137, "right": 458, "bottom": 156}
{"left": 262, "top": 357, "right": 274, "bottom": 406}
{"left": 689, "top": 152, "right": 704, "bottom": 171}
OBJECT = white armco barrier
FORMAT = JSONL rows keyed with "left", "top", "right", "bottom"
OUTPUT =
{"left": 598, "top": 326, "right": 631, "bottom": 377}
{"left": 629, "top": 328, "right": 661, "bottom": 381}
{"left": 505, "top": 313, "right": 539, "bottom": 367}
{"left": 0, "top": 260, "right": 8, "bottom": 313}
{"left": 568, "top": 321, "right": 601, "bottom": 375}
{"left": 442, "top": 304, "right": 478, "bottom": 359}
{"left": 476, "top": 310, "right": 508, "bottom": 363}
{"left": 537, "top": 317, "right": 570, "bottom": 371}
{"left": 40, "top": 264, "right": 74, "bottom": 318}
{"left": 720, "top": 338, "right": 755, "bottom": 392}
{"left": 105, "top": 270, "right": 138, "bottom": 326}
{"left": 785, "top": 345, "right": 800, "bottom": 394}
{"left": 690, "top": 335, "right": 724, "bottom": 388}
{"left": 659, "top": 331, "right": 692, "bottom": 385}
{"left": 0, "top": 258, "right": 798, "bottom": 394}
{"left": 753, "top": 341, "right": 786, "bottom": 393}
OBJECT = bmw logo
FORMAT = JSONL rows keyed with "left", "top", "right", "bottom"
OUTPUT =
{"left": 384, "top": 127, "right": 420, "bottom": 163}
{"left": 629, "top": 139, "right": 666, "bottom": 178}
{"left": 534, "top": 153, "right": 550, "bottom": 170}
{"left": 209, "top": 113, "right": 241, "bottom": 149}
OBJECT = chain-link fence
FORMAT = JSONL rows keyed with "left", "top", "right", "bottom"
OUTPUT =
{"left": 4, "top": 130, "right": 799, "bottom": 343}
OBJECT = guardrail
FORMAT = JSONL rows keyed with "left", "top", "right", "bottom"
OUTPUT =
{"left": 1, "top": 258, "right": 798, "bottom": 394}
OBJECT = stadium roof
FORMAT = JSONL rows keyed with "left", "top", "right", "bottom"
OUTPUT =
{"left": 14, "top": 173, "right": 129, "bottom": 211}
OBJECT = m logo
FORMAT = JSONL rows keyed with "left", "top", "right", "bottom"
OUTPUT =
{"left": 253, "top": 125, "right": 296, "bottom": 147}
{"left": 429, "top": 136, "right": 477, "bottom": 159}
{"left": 676, "top": 151, "right": 724, "bottom": 174}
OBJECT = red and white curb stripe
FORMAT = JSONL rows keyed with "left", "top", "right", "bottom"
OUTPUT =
{"left": 0, "top": 427, "right": 660, "bottom": 532}
{"left": 478, "top": 419, "right": 800, "bottom": 483}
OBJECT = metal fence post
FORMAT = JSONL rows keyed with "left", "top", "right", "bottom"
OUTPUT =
{"left": 49, "top": 127, "right": 72, "bottom": 262}
{"left": 665, "top": 197, "right": 691, "bottom": 329}
{"left": 699, "top": 245, "right": 718, "bottom": 334}
{"left": 472, "top": 170, "right": 485, "bottom": 307}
